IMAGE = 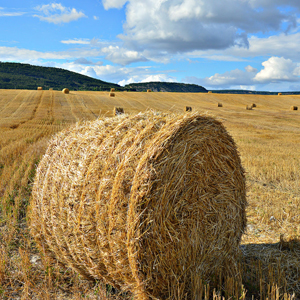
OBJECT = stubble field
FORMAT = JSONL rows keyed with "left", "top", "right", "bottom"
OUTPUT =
{"left": 0, "top": 89, "right": 299, "bottom": 299}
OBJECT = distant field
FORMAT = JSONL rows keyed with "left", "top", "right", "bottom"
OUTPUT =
{"left": 0, "top": 89, "right": 299, "bottom": 299}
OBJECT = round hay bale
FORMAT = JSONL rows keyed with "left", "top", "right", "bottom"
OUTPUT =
{"left": 291, "top": 106, "right": 298, "bottom": 110}
{"left": 147, "top": 89, "right": 152, "bottom": 92}
{"left": 29, "top": 111, "right": 246, "bottom": 300}
{"left": 113, "top": 107, "right": 124, "bottom": 115}
{"left": 109, "top": 92, "right": 115, "bottom": 97}
{"left": 278, "top": 92, "right": 282, "bottom": 95}
{"left": 218, "top": 102, "right": 223, "bottom": 107}
{"left": 62, "top": 88, "right": 69, "bottom": 94}
{"left": 37, "top": 87, "right": 43, "bottom": 90}
{"left": 49, "top": 88, "right": 53, "bottom": 91}
{"left": 208, "top": 91, "right": 212, "bottom": 94}
{"left": 110, "top": 88, "right": 115, "bottom": 92}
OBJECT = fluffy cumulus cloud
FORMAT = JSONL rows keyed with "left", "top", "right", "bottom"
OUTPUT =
{"left": 34, "top": 3, "right": 86, "bottom": 24}
{"left": 102, "top": 0, "right": 300, "bottom": 53}
{"left": 185, "top": 57, "right": 300, "bottom": 90}
{"left": 254, "top": 57, "right": 300, "bottom": 82}
{"left": 101, "top": 45, "right": 148, "bottom": 65}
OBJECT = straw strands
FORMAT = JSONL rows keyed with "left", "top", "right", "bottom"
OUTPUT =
{"left": 29, "top": 111, "right": 246, "bottom": 300}
{"left": 62, "top": 88, "right": 69, "bottom": 94}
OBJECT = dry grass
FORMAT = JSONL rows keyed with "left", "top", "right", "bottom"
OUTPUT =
{"left": 0, "top": 90, "right": 300, "bottom": 299}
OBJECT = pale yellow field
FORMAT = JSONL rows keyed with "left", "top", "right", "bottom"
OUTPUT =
{"left": 0, "top": 89, "right": 299, "bottom": 299}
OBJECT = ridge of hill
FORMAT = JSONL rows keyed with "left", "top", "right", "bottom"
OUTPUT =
{"left": 0, "top": 62, "right": 124, "bottom": 91}
{"left": 124, "top": 81, "right": 207, "bottom": 93}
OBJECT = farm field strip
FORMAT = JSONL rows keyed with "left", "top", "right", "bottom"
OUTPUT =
{"left": 0, "top": 89, "right": 299, "bottom": 299}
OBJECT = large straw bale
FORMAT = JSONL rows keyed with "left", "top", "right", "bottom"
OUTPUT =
{"left": 218, "top": 103, "right": 223, "bottom": 107}
{"left": 29, "top": 111, "right": 246, "bottom": 300}
{"left": 291, "top": 106, "right": 298, "bottom": 110}
{"left": 111, "top": 88, "right": 115, "bottom": 92}
{"left": 147, "top": 89, "right": 152, "bottom": 92}
{"left": 109, "top": 92, "right": 115, "bottom": 97}
{"left": 37, "top": 87, "right": 43, "bottom": 90}
{"left": 62, "top": 88, "right": 69, "bottom": 94}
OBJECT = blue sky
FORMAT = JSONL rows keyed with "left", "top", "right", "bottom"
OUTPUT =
{"left": 1, "top": 1, "right": 300, "bottom": 91}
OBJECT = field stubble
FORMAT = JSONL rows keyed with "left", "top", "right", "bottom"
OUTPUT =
{"left": 0, "top": 90, "right": 299, "bottom": 299}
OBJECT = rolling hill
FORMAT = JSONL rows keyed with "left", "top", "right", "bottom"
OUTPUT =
{"left": 0, "top": 62, "right": 124, "bottom": 91}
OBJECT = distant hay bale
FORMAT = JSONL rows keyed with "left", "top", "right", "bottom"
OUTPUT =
{"left": 147, "top": 89, "right": 152, "bottom": 92}
{"left": 109, "top": 92, "right": 115, "bottom": 97}
{"left": 185, "top": 106, "right": 192, "bottom": 112}
{"left": 278, "top": 93, "right": 282, "bottom": 95}
{"left": 218, "top": 103, "right": 223, "bottom": 107}
{"left": 291, "top": 106, "right": 298, "bottom": 110}
{"left": 29, "top": 111, "right": 246, "bottom": 300}
{"left": 113, "top": 107, "right": 124, "bottom": 116}
{"left": 208, "top": 91, "right": 212, "bottom": 94}
{"left": 37, "top": 87, "right": 43, "bottom": 90}
{"left": 252, "top": 103, "right": 256, "bottom": 108}
{"left": 49, "top": 88, "right": 53, "bottom": 91}
{"left": 110, "top": 88, "right": 115, "bottom": 92}
{"left": 62, "top": 88, "right": 69, "bottom": 94}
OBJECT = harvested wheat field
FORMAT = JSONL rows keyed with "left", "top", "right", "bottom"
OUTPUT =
{"left": 0, "top": 89, "right": 300, "bottom": 299}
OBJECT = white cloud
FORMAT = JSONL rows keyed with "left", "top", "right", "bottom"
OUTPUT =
{"left": 101, "top": 45, "right": 148, "bottom": 65}
{"left": 254, "top": 56, "right": 300, "bottom": 82}
{"left": 185, "top": 56, "right": 300, "bottom": 90}
{"left": 0, "top": 8, "right": 25, "bottom": 16}
{"left": 0, "top": 46, "right": 102, "bottom": 61}
{"left": 93, "top": 16, "right": 99, "bottom": 20}
{"left": 34, "top": 3, "right": 86, "bottom": 24}
{"left": 61, "top": 38, "right": 90, "bottom": 45}
{"left": 101, "top": 0, "right": 300, "bottom": 53}
{"left": 245, "top": 65, "right": 257, "bottom": 73}
{"left": 102, "top": 0, "right": 128, "bottom": 10}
